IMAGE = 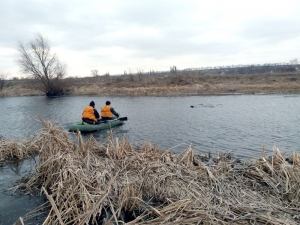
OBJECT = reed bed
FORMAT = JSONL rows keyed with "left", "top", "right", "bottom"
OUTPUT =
{"left": 13, "top": 121, "right": 300, "bottom": 224}
{"left": 0, "top": 139, "right": 39, "bottom": 162}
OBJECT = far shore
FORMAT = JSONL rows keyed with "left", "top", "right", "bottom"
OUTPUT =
{"left": 1, "top": 72, "right": 300, "bottom": 97}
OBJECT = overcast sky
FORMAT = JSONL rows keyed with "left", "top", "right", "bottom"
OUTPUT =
{"left": 1, "top": 0, "right": 300, "bottom": 78}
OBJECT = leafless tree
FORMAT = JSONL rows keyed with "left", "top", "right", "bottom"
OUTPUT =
{"left": 0, "top": 72, "right": 8, "bottom": 90}
{"left": 170, "top": 65, "right": 177, "bottom": 74}
{"left": 127, "top": 68, "right": 134, "bottom": 81}
{"left": 136, "top": 67, "right": 144, "bottom": 81}
{"left": 17, "top": 33, "right": 67, "bottom": 96}
{"left": 290, "top": 58, "right": 299, "bottom": 65}
{"left": 104, "top": 72, "right": 110, "bottom": 77}
{"left": 91, "top": 69, "right": 99, "bottom": 77}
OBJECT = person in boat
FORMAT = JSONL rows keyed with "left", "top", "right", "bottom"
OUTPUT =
{"left": 100, "top": 101, "right": 119, "bottom": 121}
{"left": 82, "top": 101, "right": 100, "bottom": 124}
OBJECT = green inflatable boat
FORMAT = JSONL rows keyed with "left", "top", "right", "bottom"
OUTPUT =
{"left": 68, "top": 117, "right": 127, "bottom": 132}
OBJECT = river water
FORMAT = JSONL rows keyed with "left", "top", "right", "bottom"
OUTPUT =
{"left": 0, "top": 94, "right": 299, "bottom": 224}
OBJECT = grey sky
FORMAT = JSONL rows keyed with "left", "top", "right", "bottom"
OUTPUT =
{"left": 1, "top": 0, "right": 300, "bottom": 78}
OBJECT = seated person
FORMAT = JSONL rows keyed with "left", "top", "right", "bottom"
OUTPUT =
{"left": 82, "top": 101, "right": 100, "bottom": 124}
{"left": 100, "top": 101, "right": 119, "bottom": 121}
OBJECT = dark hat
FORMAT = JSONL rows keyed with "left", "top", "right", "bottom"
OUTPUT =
{"left": 106, "top": 101, "right": 111, "bottom": 105}
{"left": 90, "top": 101, "right": 95, "bottom": 106}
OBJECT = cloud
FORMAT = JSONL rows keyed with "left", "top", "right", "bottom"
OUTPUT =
{"left": 238, "top": 19, "right": 300, "bottom": 44}
{"left": 1, "top": 0, "right": 300, "bottom": 77}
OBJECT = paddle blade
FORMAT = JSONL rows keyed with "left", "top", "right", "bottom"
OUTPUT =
{"left": 119, "top": 117, "right": 127, "bottom": 121}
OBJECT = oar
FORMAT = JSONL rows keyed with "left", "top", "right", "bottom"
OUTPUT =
{"left": 118, "top": 117, "right": 127, "bottom": 121}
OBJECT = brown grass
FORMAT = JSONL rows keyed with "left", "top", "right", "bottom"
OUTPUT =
{"left": 2, "top": 72, "right": 300, "bottom": 97}
{"left": 63, "top": 72, "right": 300, "bottom": 96}
{"left": 9, "top": 120, "right": 300, "bottom": 224}
{"left": 0, "top": 139, "right": 39, "bottom": 162}
{"left": 0, "top": 79, "right": 43, "bottom": 97}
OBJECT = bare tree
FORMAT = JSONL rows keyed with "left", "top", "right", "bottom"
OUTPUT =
{"left": 170, "top": 65, "right": 177, "bottom": 74}
{"left": 17, "top": 33, "right": 66, "bottom": 96}
{"left": 290, "top": 58, "right": 299, "bottom": 65}
{"left": 127, "top": 68, "right": 134, "bottom": 81}
{"left": 0, "top": 72, "right": 8, "bottom": 90}
{"left": 91, "top": 69, "right": 99, "bottom": 77}
{"left": 136, "top": 67, "right": 144, "bottom": 81}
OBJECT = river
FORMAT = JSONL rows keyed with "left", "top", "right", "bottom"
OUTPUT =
{"left": 0, "top": 94, "right": 299, "bottom": 224}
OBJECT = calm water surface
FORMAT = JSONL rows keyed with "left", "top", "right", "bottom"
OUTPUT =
{"left": 0, "top": 94, "right": 299, "bottom": 223}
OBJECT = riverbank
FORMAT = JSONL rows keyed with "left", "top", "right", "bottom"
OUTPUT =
{"left": 1, "top": 72, "right": 300, "bottom": 97}
{"left": 3, "top": 120, "right": 300, "bottom": 224}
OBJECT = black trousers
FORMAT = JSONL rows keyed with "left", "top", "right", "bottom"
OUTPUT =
{"left": 100, "top": 117, "right": 113, "bottom": 121}
{"left": 82, "top": 118, "right": 99, "bottom": 124}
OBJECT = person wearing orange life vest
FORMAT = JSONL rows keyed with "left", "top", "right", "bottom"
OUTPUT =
{"left": 82, "top": 101, "right": 100, "bottom": 124}
{"left": 100, "top": 101, "right": 119, "bottom": 121}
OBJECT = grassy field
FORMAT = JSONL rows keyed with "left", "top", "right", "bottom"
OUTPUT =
{"left": 1, "top": 71, "right": 300, "bottom": 97}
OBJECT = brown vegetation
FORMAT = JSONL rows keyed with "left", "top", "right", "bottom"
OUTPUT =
{"left": 0, "top": 79, "right": 43, "bottom": 97}
{"left": 7, "top": 120, "right": 300, "bottom": 224}
{"left": 0, "top": 139, "right": 39, "bottom": 162}
{"left": 1, "top": 71, "right": 300, "bottom": 97}
{"left": 62, "top": 71, "right": 300, "bottom": 96}
{"left": 17, "top": 33, "right": 66, "bottom": 97}
{"left": 0, "top": 71, "right": 8, "bottom": 90}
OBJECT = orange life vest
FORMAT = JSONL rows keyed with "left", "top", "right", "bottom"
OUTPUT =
{"left": 101, "top": 105, "right": 113, "bottom": 118}
{"left": 82, "top": 106, "right": 97, "bottom": 122}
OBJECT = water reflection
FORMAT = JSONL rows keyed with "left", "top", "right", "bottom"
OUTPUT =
{"left": 0, "top": 157, "right": 45, "bottom": 224}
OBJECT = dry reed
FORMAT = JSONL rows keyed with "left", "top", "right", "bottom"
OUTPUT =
{"left": 0, "top": 139, "right": 39, "bottom": 162}
{"left": 12, "top": 120, "right": 300, "bottom": 224}
{"left": 2, "top": 72, "right": 300, "bottom": 97}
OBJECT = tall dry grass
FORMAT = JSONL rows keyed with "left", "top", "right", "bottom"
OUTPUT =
{"left": 10, "top": 120, "right": 300, "bottom": 224}
{"left": 0, "top": 79, "right": 43, "bottom": 97}
{"left": 63, "top": 72, "right": 300, "bottom": 96}
{"left": 0, "top": 139, "right": 39, "bottom": 162}
{"left": 2, "top": 72, "right": 300, "bottom": 97}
